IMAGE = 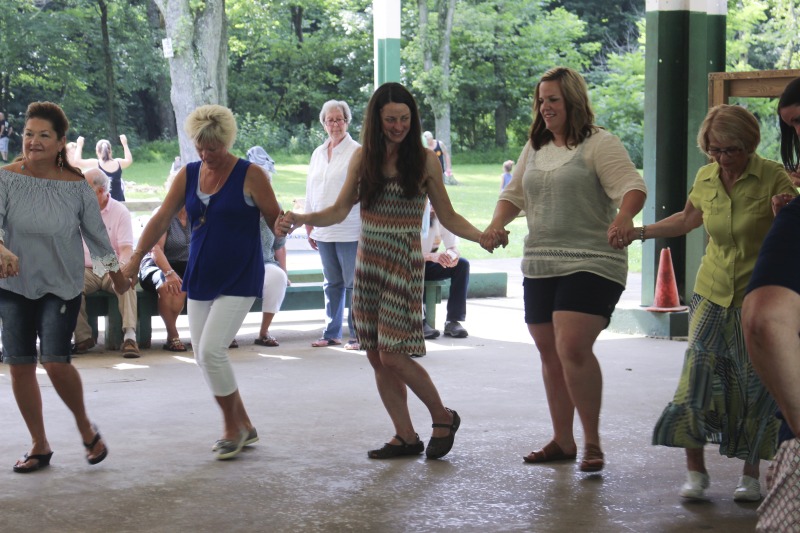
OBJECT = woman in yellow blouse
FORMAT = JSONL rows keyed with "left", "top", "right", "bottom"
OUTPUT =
{"left": 625, "top": 105, "right": 796, "bottom": 502}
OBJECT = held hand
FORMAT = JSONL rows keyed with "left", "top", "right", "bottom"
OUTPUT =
{"left": 772, "top": 193, "right": 795, "bottom": 216}
{"left": 276, "top": 211, "right": 299, "bottom": 236}
{"left": 109, "top": 271, "right": 131, "bottom": 295}
{"left": 120, "top": 260, "right": 138, "bottom": 280}
{"left": 607, "top": 216, "right": 635, "bottom": 249}
{"left": 0, "top": 247, "right": 20, "bottom": 278}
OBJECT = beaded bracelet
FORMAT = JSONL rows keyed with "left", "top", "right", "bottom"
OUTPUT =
{"left": 639, "top": 225, "right": 647, "bottom": 242}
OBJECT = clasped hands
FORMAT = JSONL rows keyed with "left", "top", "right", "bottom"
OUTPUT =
{"left": 607, "top": 216, "right": 636, "bottom": 249}
{"left": 479, "top": 227, "right": 510, "bottom": 253}
{"left": 275, "top": 211, "right": 302, "bottom": 237}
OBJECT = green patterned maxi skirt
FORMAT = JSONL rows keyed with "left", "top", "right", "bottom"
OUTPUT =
{"left": 652, "top": 294, "right": 778, "bottom": 463}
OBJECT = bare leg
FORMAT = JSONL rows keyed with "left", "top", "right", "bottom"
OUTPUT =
{"left": 158, "top": 290, "right": 186, "bottom": 341}
{"left": 686, "top": 447, "right": 706, "bottom": 473}
{"left": 367, "top": 349, "right": 416, "bottom": 444}
{"left": 551, "top": 311, "right": 607, "bottom": 449}
{"left": 214, "top": 390, "right": 253, "bottom": 441}
{"left": 374, "top": 350, "right": 453, "bottom": 438}
{"left": 42, "top": 362, "right": 105, "bottom": 461}
{"left": 743, "top": 286, "right": 800, "bottom": 435}
{"left": 259, "top": 312, "right": 276, "bottom": 338}
{"left": 9, "top": 364, "right": 52, "bottom": 468}
{"left": 528, "top": 323, "right": 577, "bottom": 454}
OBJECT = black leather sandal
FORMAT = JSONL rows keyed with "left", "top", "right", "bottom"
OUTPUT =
{"left": 13, "top": 451, "right": 54, "bottom": 473}
{"left": 367, "top": 434, "right": 424, "bottom": 459}
{"left": 84, "top": 424, "right": 108, "bottom": 465}
{"left": 425, "top": 408, "right": 461, "bottom": 459}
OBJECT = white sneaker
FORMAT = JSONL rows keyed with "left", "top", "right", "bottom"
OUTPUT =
{"left": 679, "top": 471, "right": 710, "bottom": 500}
{"left": 733, "top": 475, "right": 762, "bottom": 502}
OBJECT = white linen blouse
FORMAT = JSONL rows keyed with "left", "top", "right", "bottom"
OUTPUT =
{"left": 304, "top": 133, "right": 361, "bottom": 242}
{"left": 0, "top": 169, "right": 118, "bottom": 300}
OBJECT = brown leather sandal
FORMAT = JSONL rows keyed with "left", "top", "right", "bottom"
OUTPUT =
{"left": 523, "top": 440, "right": 577, "bottom": 463}
{"left": 579, "top": 443, "right": 605, "bottom": 472}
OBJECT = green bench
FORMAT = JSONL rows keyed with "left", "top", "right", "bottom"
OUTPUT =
{"left": 84, "top": 269, "right": 507, "bottom": 349}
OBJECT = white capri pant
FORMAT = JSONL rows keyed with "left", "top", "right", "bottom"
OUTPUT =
{"left": 188, "top": 295, "right": 255, "bottom": 397}
{"left": 262, "top": 263, "right": 288, "bottom": 313}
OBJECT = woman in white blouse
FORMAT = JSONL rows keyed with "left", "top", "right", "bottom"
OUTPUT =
{"left": 482, "top": 67, "right": 647, "bottom": 473}
{"left": 0, "top": 102, "right": 129, "bottom": 473}
{"left": 304, "top": 100, "right": 362, "bottom": 349}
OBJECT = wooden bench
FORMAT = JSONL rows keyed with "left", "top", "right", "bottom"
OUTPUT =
{"left": 84, "top": 269, "right": 507, "bottom": 349}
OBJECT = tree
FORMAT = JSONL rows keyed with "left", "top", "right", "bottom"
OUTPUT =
{"left": 152, "top": 0, "right": 228, "bottom": 162}
{"left": 413, "top": 0, "right": 457, "bottom": 162}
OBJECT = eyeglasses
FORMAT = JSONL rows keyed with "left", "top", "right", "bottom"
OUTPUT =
{"left": 324, "top": 118, "right": 347, "bottom": 126}
{"left": 707, "top": 147, "right": 744, "bottom": 157}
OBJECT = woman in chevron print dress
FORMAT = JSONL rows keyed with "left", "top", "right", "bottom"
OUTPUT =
{"left": 278, "top": 83, "right": 499, "bottom": 460}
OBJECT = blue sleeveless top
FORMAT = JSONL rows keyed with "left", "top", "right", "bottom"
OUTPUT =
{"left": 183, "top": 159, "right": 264, "bottom": 300}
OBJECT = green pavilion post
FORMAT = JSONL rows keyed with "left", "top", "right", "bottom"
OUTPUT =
{"left": 373, "top": 0, "right": 401, "bottom": 87}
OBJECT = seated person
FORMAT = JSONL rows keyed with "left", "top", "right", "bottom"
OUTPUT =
{"left": 73, "top": 169, "right": 139, "bottom": 358}
{"left": 254, "top": 217, "right": 288, "bottom": 346}
{"left": 138, "top": 206, "right": 190, "bottom": 352}
{"left": 421, "top": 205, "right": 470, "bottom": 339}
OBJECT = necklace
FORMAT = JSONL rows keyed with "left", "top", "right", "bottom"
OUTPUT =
{"left": 196, "top": 164, "right": 225, "bottom": 228}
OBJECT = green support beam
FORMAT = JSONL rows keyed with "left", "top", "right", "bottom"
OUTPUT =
{"left": 373, "top": 0, "right": 401, "bottom": 87}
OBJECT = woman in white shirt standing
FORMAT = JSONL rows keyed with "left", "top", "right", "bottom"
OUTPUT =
{"left": 304, "top": 100, "right": 362, "bottom": 349}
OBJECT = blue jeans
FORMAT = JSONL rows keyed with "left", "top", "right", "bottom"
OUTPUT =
{"left": 424, "top": 258, "right": 470, "bottom": 323}
{"left": 0, "top": 288, "right": 81, "bottom": 364}
{"left": 317, "top": 241, "right": 358, "bottom": 340}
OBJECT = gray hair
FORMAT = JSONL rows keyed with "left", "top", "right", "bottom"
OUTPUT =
{"left": 319, "top": 100, "right": 352, "bottom": 125}
{"left": 85, "top": 168, "right": 110, "bottom": 192}
{"left": 422, "top": 131, "right": 433, "bottom": 141}
{"left": 184, "top": 105, "right": 237, "bottom": 149}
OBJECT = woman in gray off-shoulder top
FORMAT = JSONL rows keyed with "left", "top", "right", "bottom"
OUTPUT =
{"left": 0, "top": 102, "right": 130, "bottom": 474}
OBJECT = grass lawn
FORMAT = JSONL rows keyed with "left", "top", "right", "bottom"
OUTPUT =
{"left": 123, "top": 160, "right": 642, "bottom": 271}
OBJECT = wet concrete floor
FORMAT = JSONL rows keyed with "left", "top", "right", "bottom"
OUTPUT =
{"left": 0, "top": 259, "right": 763, "bottom": 532}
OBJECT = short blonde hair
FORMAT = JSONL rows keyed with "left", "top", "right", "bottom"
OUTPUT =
{"left": 697, "top": 104, "right": 760, "bottom": 156}
{"left": 184, "top": 105, "right": 237, "bottom": 149}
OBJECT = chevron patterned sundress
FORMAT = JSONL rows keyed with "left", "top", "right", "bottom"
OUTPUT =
{"left": 352, "top": 178, "right": 426, "bottom": 355}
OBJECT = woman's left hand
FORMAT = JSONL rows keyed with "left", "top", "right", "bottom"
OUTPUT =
{"left": 0, "top": 246, "right": 19, "bottom": 278}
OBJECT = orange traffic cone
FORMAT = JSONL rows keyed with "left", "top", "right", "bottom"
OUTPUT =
{"left": 646, "top": 247, "right": 688, "bottom": 312}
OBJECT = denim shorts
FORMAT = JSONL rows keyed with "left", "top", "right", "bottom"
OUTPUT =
{"left": 0, "top": 288, "right": 81, "bottom": 364}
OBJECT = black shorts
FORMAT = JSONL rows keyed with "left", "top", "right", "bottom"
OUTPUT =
{"left": 139, "top": 259, "right": 188, "bottom": 293}
{"left": 747, "top": 198, "right": 800, "bottom": 297}
{"left": 523, "top": 271, "right": 624, "bottom": 325}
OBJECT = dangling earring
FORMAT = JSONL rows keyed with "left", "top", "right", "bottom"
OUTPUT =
{"left": 20, "top": 155, "right": 27, "bottom": 171}
{"left": 57, "top": 151, "right": 64, "bottom": 172}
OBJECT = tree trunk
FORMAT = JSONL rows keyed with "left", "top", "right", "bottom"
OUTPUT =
{"left": 494, "top": 105, "right": 508, "bottom": 148}
{"left": 434, "top": 0, "right": 455, "bottom": 153}
{"left": 147, "top": 0, "right": 176, "bottom": 140}
{"left": 153, "top": 0, "right": 228, "bottom": 163}
{"left": 97, "top": 0, "right": 118, "bottom": 140}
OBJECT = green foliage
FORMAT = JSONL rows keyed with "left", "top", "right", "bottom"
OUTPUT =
{"left": 130, "top": 139, "right": 181, "bottom": 164}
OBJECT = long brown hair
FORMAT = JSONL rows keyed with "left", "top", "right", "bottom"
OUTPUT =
{"left": 529, "top": 67, "right": 597, "bottom": 150}
{"left": 778, "top": 77, "right": 800, "bottom": 172}
{"left": 21, "top": 102, "right": 83, "bottom": 176}
{"left": 357, "top": 83, "right": 426, "bottom": 209}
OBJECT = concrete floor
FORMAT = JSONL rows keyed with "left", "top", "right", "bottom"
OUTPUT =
{"left": 0, "top": 258, "right": 764, "bottom": 532}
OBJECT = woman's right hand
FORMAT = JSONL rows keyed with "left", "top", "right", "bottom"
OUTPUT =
{"left": 157, "top": 274, "right": 183, "bottom": 296}
{"left": 276, "top": 211, "right": 302, "bottom": 236}
{"left": 0, "top": 246, "right": 19, "bottom": 278}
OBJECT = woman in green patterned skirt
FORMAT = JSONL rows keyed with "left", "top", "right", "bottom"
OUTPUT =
{"left": 625, "top": 105, "right": 796, "bottom": 502}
